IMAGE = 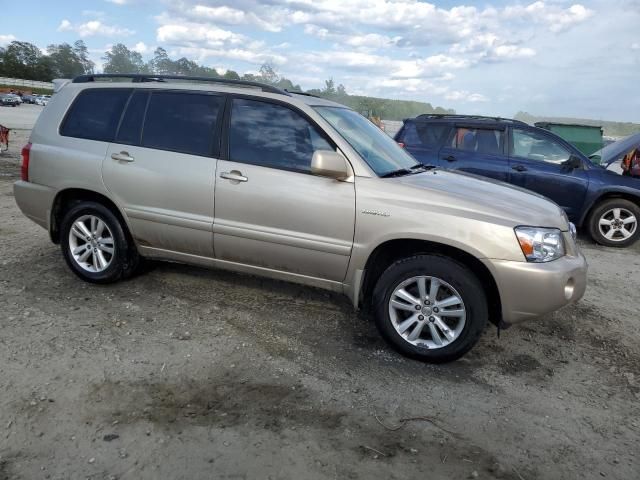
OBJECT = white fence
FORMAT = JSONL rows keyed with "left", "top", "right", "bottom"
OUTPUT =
{"left": 0, "top": 77, "right": 53, "bottom": 90}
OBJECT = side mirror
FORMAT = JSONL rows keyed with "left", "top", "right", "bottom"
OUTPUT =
{"left": 562, "top": 155, "right": 582, "bottom": 170}
{"left": 311, "top": 150, "right": 350, "bottom": 180}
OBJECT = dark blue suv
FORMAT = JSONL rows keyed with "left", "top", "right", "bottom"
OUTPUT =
{"left": 395, "top": 114, "right": 640, "bottom": 247}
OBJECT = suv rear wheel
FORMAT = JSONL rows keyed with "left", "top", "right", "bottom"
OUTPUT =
{"left": 372, "top": 254, "right": 488, "bottom": 363}
{"left": 60, "top": 201, "right": 139, "bottom": 283}
{"left": 588, "top": 198, "right": 640, "bottom": 248}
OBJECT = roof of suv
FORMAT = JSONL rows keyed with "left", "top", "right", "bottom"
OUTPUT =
{"left": 66, "top": 74, "right": 345, "bottom": 108}
{"left": 408, "top": 114, "right": 528, "bottom": 126}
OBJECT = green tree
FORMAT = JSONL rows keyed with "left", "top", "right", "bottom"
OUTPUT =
{"left": 102, "top": 43, "right": 145, "bottom": 74}
{"left": 258, "top": 63, "right": 279, "bottom": 84}
{"left": 0, "top": 41, "right": 52, "bottom": 80}
{"left": 73, "top": 40, "right": 94, "bottom": 74}
{"left": 47, "top": 43, "right": 79, "bottom": 77}
{"left": 148, "top": 47, "right": 174, "bottom": 74}
{"left": 322, "top": 78, "right": 336, "bottom": 96}
{"left": 223, "top": 70, "right": 241, "bottom": 80}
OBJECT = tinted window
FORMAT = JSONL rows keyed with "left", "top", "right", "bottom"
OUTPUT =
{"left": 116, "top": 91, "right": 148, "bottom": 145}
{"left": 512, "top": 129, "right": 571, "bottom": 164}
{"left": 142, "top": 92, "right": 223, "bottom": 157}
{"left": 61, "top": 89, "right": 131, "bottom": 141}
{"left": 400, "top": 122, "right": 447, "bottom": 148}
{"left": 450, "top": 127, "right": 504, "bottom": 155}
{"left": 229, "top": 99, "right": 333, "bottom": 173}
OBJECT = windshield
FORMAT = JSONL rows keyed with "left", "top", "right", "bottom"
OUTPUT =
{"left": 314, "top": 106, "right": 418, "bottom": 176}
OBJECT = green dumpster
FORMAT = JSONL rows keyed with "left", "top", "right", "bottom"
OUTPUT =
{"left": 534, "top": 122, "right": 603, "bottom": 159}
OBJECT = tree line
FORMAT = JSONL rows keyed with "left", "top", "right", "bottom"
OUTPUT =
{"left": 0, "top": 40, "right": 453, "bottom": 120}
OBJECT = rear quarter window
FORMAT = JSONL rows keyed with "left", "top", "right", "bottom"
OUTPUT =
{"left": 60, "top": 89, "right": 131, "bottom": 142}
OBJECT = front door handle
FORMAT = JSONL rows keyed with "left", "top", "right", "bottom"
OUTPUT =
{"left": 111, "top": 151, "right": 134, "bottom": 163}
{"left": 220, "top": 171, "right": 248, "bottom": 182}
{"left": 511, "top": 164, "right": 527, "bottom": 172}
{"left": 444, "top": 155, "right": 457, "bottom": 162}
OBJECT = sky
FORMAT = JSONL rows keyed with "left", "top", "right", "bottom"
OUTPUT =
{"left": 2, "top": 0, "right": 639, "bottom": 122}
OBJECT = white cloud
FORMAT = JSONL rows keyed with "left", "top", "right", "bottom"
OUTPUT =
{"left": 106, "top": 0, "right": 128, "bottom": 5}
{"left": 632, "top": 42, "right": 640, "bottom": 50}
{"left": 57, "top": 19, "right": 134, "bottom": 37}
{"left": 504, "top": 2, "right": 594, "bottom": 33}
{"left": 0, "top": 34, "right": 16, "bottom": 45}
{"left": 445, "top": 90, "right": 490, "bottom": 103}
{"left": 132, "top": 41, "right": 151, "bottom": 54}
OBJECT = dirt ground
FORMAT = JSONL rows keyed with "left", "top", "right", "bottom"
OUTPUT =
{"left": 0, "top": 126, "right": 639, "bottom": 480}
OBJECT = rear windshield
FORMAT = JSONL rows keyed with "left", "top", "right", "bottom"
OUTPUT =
{"left": 60, "top": 89, "right": 131, "bottom": 142}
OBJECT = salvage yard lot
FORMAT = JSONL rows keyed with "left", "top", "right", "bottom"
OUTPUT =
{"left": 1, "top": 119, "right": 639, "bottom": 479}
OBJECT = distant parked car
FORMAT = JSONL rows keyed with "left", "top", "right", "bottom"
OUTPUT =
{"left": 35, "top": 95, "right": 51, "bottom": 106}
{"left": 22, "top": 94, "right": 37, "bottom": 104}
{"left": 395, "top": 114, "right": 640, "bottom": 247}
{"left": 0, "top": 94, "right": 20, "bottom": 107}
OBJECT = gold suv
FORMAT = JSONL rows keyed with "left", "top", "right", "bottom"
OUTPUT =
{"left": 13, "top": 74, "right": 587, "bottom": 362}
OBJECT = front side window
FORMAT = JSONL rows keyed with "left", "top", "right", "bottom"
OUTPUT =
{"left": 142, "top": 91, "right": 223, "bottom": 157}
{"left": 61, "top": 88, "right": 131, "bottom": 142}
{"left": 450, "top": 127, "right": 504, "bottom": 155}
{"left": 314, "top": 106, "right": 417, "bottom": 176}
{"left": 512, "top": 128, "right": 571, "bottom": 164}
{"left": 229, "top": 98, "right": 333, "bottom": 173}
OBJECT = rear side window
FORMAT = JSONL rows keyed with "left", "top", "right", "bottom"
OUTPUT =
{"left": 142, "top": 92, "right": 224, "bottom": 157}
{"left": 399, "top": 122, "right": 447, "bottom": 148}
{"left": 115, "top": 91, "right": 149, "bottom": 145}
{"left": 61, "top": 89, "right": 131, "bottom": 142}
{"left": 450, "top": 127, "right": 504, "bottom": 155}
{"left": 229, "top": 98, "right": 333, "bottom": 173}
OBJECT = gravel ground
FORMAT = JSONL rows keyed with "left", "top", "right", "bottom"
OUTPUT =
{"left": 0, "top": 124, "right": 639, "bottom": 480}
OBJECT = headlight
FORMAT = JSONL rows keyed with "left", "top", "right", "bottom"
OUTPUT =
{"left": 515, "top": 227, "right": 565, "bottom": 262}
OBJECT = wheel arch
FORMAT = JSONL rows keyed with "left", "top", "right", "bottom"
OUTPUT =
{"left": 580, "top": 190, "right": 640, "bottom": 226}
{"left": 358, "top": 238, "right": 502, "bottom": 326}
{"left": 50, "top": 188, "right": 132, "bottom": 244}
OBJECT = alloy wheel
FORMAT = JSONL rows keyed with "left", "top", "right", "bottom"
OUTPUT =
{"left": 598, "top": 207, "right": 637, "bottom": 242}
{"left": 388, "top": 276, "right": 466, "bottom": 349}
{"left": 68, "top": 215, "right": 115, "bottom": 272}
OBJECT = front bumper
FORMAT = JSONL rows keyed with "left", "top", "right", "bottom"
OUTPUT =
{"left": 484, "top": 252, "right": 588, "bottom": 325}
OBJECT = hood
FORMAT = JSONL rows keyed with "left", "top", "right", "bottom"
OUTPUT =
{"left": 389, "top": 169, "right": 569, "bottom": 230}
{"left": 591, "top": 132, "right": 640, "bottom": 166}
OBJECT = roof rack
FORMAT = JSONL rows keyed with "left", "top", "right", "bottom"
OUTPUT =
{"left": 285, "top": 89, "right": 319, "bottom": 98}
{"left": 72, "top": 74, "right": 290, "bottom": 96}
{"left": 413, "top": 114, "right": 527, "bottom": 124}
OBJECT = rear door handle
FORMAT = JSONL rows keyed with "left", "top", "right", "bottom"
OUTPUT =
{"left": 511, "top": 165, "right": 527, "bottom": 172}
{"left": 444, "top": 155, "right": 457, "bottom": 162}
{"left": 220, "top": 171, "right": 248, "bottom": 182}
{"left": 111, "top": 151, "right": 134, "bottom": 163}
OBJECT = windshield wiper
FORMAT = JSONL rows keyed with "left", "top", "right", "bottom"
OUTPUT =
{"left": 380, "top": 168, "right": 413, "bottom": 178}
{"left": 380, "top": 164, "right": 435, "bottom": 178}
{"left": 410, "top": 163, "right": 436, "bottom": 171}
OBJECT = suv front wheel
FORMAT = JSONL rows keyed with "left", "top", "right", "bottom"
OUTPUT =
{"left": 60, "top": 201, "right": 139, "bottom": 283}
{"left": 372, "top": 254, "right": 488, "bottom": 363}
{"left": 588, "top": 198, "right": 640, "bottom": 248}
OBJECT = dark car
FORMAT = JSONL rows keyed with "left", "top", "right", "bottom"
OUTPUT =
{"left": 395, "top": 114, "right": 640, "bottom": 247}
{"left": 21, "top": 94, "right": 36, "bottom": 104}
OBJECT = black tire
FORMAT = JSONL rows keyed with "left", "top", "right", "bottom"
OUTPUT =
{"left": 587, "top": 198, "right": 640, "bottom": 248}
{"left": 60, "top": 201, "right": 139, "bottom": 283}
{"left": 372, "top": 254, "right": 488, "bottom": 363}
